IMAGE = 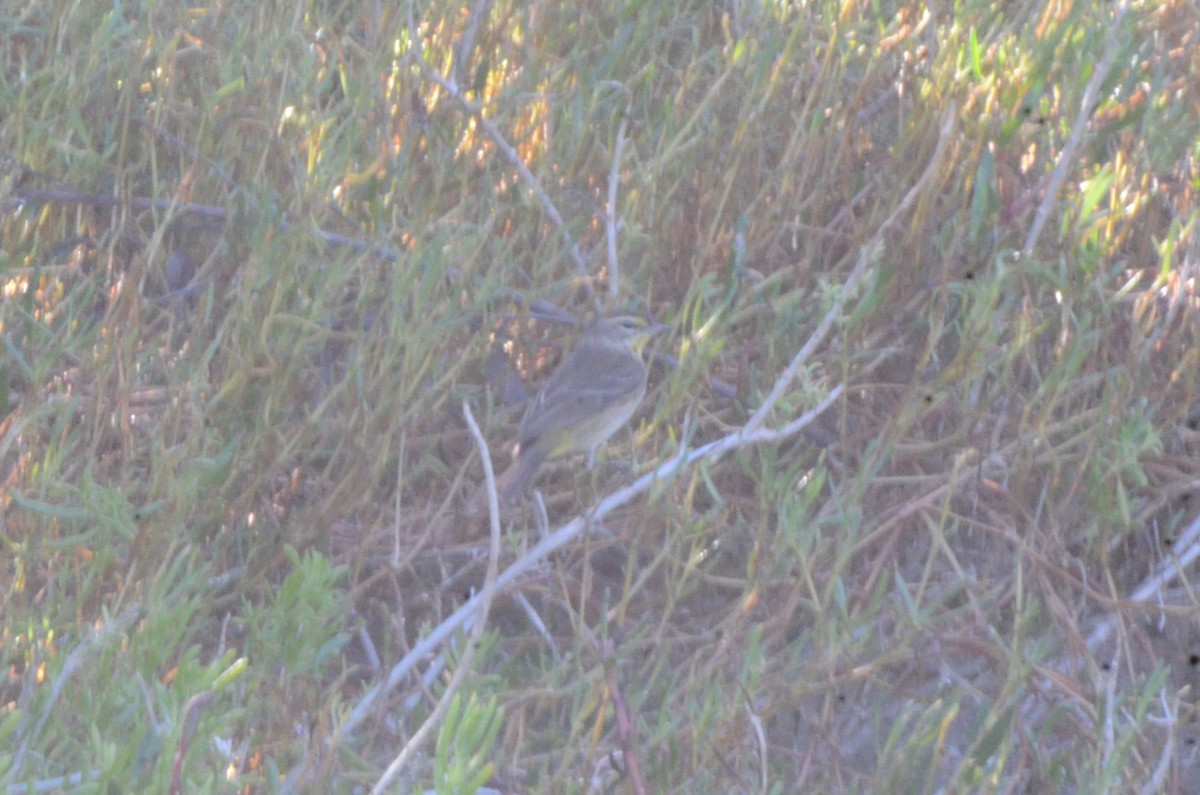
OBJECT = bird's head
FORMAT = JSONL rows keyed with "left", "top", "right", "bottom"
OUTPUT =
{"left": 588, "top": 315, "right": 667, "bottom": 354}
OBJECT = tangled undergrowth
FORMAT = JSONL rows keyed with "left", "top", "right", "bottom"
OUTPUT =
{"left": 2, "top": 1, "right": 1198, "bottom": 792}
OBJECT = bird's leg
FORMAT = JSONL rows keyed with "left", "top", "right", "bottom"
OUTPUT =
{"left": 583, "top": 448, "right": 602, "bottom": 506}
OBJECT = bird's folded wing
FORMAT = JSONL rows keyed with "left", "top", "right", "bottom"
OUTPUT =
{"left": 517, "top": 351, "right": 645, "bottom": 444}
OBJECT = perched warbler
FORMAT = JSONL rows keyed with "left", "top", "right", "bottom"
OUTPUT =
{"left": 492, "top": 315, "right": 665, "bottom": 504}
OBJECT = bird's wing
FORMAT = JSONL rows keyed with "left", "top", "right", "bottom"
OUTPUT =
{"left": 517, "top": 348, "right": 645, "bottom": 448}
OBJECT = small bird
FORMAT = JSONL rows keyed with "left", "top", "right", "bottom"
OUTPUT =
{"left": 489, "top": 315, "right": 665, "bottom": 506}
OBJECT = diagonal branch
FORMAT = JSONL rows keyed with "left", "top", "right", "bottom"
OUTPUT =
{"left": 330, "top": 101, "right": 960, "bottom": 749}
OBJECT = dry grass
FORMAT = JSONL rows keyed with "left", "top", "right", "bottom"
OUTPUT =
{"left": 3, "top": 0, "right": 1199, "bottom": 792}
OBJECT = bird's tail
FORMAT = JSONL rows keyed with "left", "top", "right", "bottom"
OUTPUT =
{"left": 466, "top": 448, "right": 543, "bottom": 518}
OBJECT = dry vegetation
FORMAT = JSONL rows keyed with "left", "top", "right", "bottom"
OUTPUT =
{"left": 2, "top": 0, "right": 1199, "bottom": 792}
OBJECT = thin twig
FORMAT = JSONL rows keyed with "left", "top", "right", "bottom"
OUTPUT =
{"left": 392, "top": 431, "right": 407, "bottom": 568}
{"left": 170, "top": 692, "right": 216, "bottom": 795}
{"left": 370, "top": 402, "right": 502, "bottom": 793}
{"left": 7, "top": 187, "right": 402, "bottom": 263}
{"left": 12, "top": 603, "right": 144, "bottom": 775}
{"left": 601, "top": 640, "right": 646, "bottom": 795}
{"left": 733, "top": 681, "right": 769, "bottom": 795}
{"left": 1085, "top": 508, "right": 1200, "bottom": 652}
{"left": 406, "top": 1, "right": 599, "bottom": 311}
{"left": 5, "top": 188, "right": 226, "bottom": 220}
{"left": 606, "top": 100, "right": 631, "bottom": 299}
{"left": 1021, "top": 3, "right": 1130, "bottom": 257}
{"left": 453, "top": 0, "right": 493, "bottom": 89}
{"left": 745, "top": 102, "right": 956, "bottom": 434}
{"left": 135, "top": 117, "right": 239, "bottom": 192}
{"left": 1138, "top": 690, "right": 1176, "bottom": 795}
